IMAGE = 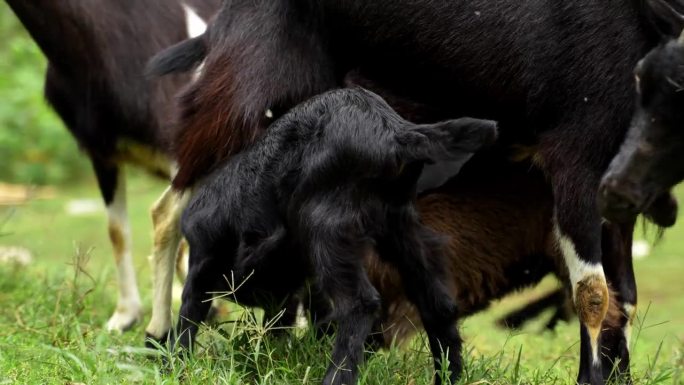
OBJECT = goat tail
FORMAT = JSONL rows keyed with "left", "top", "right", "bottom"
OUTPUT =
{"left": 146, "top": 35, "right": 207, "bottom": 77}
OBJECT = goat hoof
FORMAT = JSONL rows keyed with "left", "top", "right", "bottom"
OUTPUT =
{"left": 106, "top": 307, "right": 142, "bottom": 333}
{"left": 145, "top": 330, "right": 172, "bottom": 350}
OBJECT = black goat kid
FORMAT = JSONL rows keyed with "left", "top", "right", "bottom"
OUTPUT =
{"left": 178, "top": 88, "right": 497, "bottom": 385}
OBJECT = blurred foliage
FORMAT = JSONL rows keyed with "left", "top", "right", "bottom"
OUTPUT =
{"left": 0, "top": 2, "right": 90, "bottom": 185}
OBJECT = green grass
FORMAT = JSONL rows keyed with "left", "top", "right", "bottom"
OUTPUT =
{"left": 0, "top": 172, "right": 683, "bottom": 384}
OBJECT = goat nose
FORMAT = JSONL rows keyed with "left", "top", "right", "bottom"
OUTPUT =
{"left": 598, "top": 177, "right": 640, "bottom": 223}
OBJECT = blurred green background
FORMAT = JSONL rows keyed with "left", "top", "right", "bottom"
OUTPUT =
{"left": 0, "top": 2, "right": 89, "bottom": 185}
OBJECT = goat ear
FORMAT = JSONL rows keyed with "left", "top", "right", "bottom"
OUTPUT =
{"left": 146, "top": 35, "right": 207, "bottom": 77}
{"left": 647, "top": 0, "right": 684, "bottom": 39}
{"left": 397, "top": 118, "right": 497, "bottom": 163}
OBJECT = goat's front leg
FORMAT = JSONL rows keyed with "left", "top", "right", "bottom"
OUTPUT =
{"left": 175, "top": 245, "right": 223, "bottom": 352}
{"left": 553, "top": 197, "right": 607, "bottom": 385}
{"left": 308, "top": 234, "right": 380, "bottom": 385}
{"left": 382, "top": 211, "right": 461, "bottom": 385}
{"left": 145, "top": 186, "right": 189, "bottom": 346}
{"left": 540, "top": 136, "right": 610, "bottom": 385}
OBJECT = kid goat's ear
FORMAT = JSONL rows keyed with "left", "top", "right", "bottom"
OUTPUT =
{"left": 396, "top": 117, "right": 498, "bottom": 163}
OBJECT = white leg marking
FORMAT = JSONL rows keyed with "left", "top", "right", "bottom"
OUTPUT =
{"left": 145, "top": 186, "right": 191, "bottom": 339}
{"left": 591, "top": 330, "right": 601, "bottom": 367}
{"left": 106, "top": 170, "right": 143, "bottom": 332}
{"left": 176, "top": 239, "right": 189, "bottom": 282}
{"left": 623, "top": 303, "right": 636, "bottom": 352}
{"left": 553, "top": 219, "right": 605, "bottom": 296}
{"left": 553, "top": 217, "right": 606, "bottom": 366}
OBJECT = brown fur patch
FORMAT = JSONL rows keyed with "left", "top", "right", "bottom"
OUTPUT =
{"left": 365, "top": 158, "right": 563, "bottom": 347}
{"left": 575, "top": 274, "right": 610, "bottom": 329}
{"left": 108, "top": 223, "right": 126, "bottom": 264}
{"left": 172, "top": 55, "right": 267, "bottom": 189}
{"left": 171, "top": 5, "right": 337, "bottom": 189}
{"left": 602, "top": 284, "right": 623, "bottom": 330}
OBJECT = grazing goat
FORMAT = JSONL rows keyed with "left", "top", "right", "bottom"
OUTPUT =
{"left": 177, "top": 88, "right": 497, "bottom": 385}
{"left": 600, "top": 28, "right": 684, "bottom": 228}
{"left": 5, "top": 0, "right": 219, "bottom": 334}
{"left": 149, "top": 1, "right": 684, "bottom": 381}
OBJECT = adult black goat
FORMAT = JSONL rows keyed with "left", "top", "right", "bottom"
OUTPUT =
{"left": 149, "top": 0, "right": 684, "bottom": 382}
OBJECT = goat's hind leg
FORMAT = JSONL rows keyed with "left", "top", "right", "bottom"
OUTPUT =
{"left": 382, "top": 217, "right": 461, "bottom": 385}
{"left": 92, "top": 161, "right": 143, "bottom": 332}
{"left": 310, "top": 237, "right": 381, "bottom": 385}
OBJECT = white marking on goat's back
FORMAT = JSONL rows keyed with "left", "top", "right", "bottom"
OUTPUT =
{"left": 182, "top": 4, "right": 207, "bottom": 82}
{"left": 182, "top": 4, "right": 208, "bottom": 38}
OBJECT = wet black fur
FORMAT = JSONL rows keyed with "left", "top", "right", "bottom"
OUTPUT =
{"left": 178, "top": 88, "right": 496, "bottom": 385}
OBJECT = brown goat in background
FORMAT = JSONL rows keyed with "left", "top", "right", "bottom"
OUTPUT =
{"left": 365, "top": 154, "right": 622, "bottom": 347}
